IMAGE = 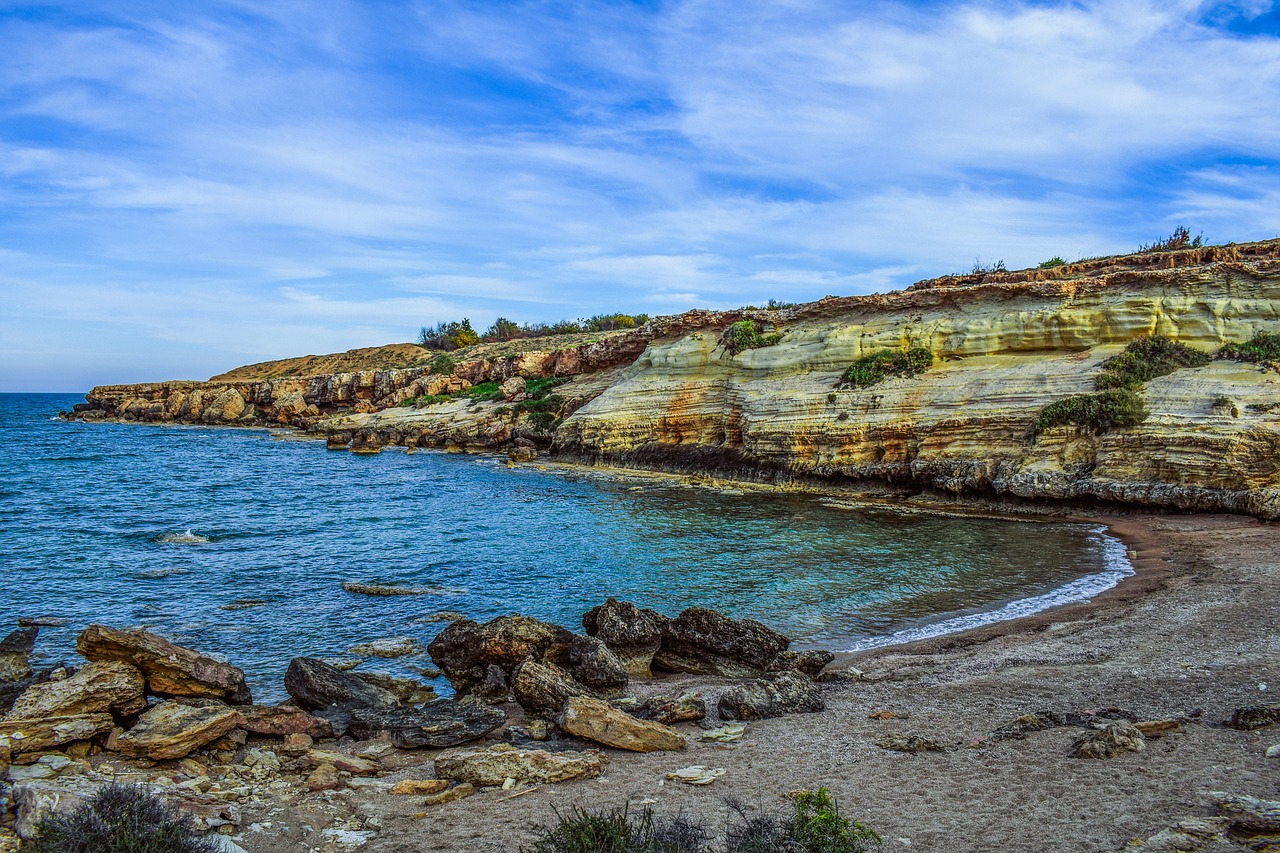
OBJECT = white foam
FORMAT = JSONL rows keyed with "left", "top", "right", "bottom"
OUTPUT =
{"left": 837, "top": 526, "right": 1134, "bottom": 652}
{"left": 156, "top": 528, "right": 211, "bottom": 544}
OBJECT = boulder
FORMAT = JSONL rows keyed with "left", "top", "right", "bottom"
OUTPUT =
{"left": 303, "top": 749, "right": 381, "bottom": 775}
{"left": 582, "top": 599, "right": 668, "bottom": 678}
{"left": 0, "top": 629, "right": 38, "bottom": 683}
{"left": 1225, "top": 706, "right": 1280, "bottom": 731}
{"left": 201, "top": 387, "right": 246, "bottom": 423}
{"left": 427, "top": 615, "right": 575, "bottom": 696}
{"left": 1073, "top": 722, "right": 1146, "bottom": 759}
{"left": 567, "top": 636, "right": 629, "bottom": 692}
{"left": 283, "top": 657, "right": 397, "bottom": 710}
{"left": 76, "top": 625, "right": 251, "bottom": 704}
{"left": 6, "top": 661, "right": 146, "bottom": 720}
{"left": 499, "top": 376, "right": 527, "bottom": 402}
{"left": 0, "top": 714, "right": 114, "bottom": 756}
{"left": 633, "top": 692, "right": 706, "bottom": 725}
{"left": 354, "top": 672, "right": 437, "bottom": 704}
{"left": 561, "top": 696, "right": 685, "bottom": 752}
{"left": 717, "top": 671, "right": 824, "bottom": 721}
{"left": 767, "top": 649, "right": 835, "bottom": 678}
{"left": 654, "top": 607, "right": 789, "bottom": 677}
{"left": 12, "top": 775, "right": 99, "bottom": 841}
{"left": 111, "top": 701, "right": 241, "bottom": 760}
{"left": 468, "top": 664, "right": 513, "bottom": 705}
{"left": 512, "top": 659, "right": 593, "bottom": 719}
{"left": 435, "top": 743, "right": 607, "bottom": 786}
{"left": 306, "top": 764, "right": 341, "bottom": 791}
{"left": 346, "top": 699, "right": 505, "bottom": 748}
{"left": 236, "top": 705, "right": 334, "bottom": 738}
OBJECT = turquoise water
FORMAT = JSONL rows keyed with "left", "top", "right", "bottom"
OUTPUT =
{"left": 1, "top": 393, "right": 1130, "bottom": 701}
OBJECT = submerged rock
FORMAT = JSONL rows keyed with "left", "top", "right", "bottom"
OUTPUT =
{"left": 582, "top": 598, "right": 668, "bottom": 678}
{"left": 76, "top": 625, "right": 251, "bottom": 704}
{"left": 654, "top": 607, "right": 790, "bottom": 677}
{"left": 284, "top": 657, "right": 398, "bottom": 710}
{"left": 427, "top": 615, "right": 575, "bottom": 697}
{"left": 560, "top": 696, "right": 685, "bottom": 752}
{"left": 435, "top": 743, "right": 608, "bottom": 786}
{"left": 347, "top": 699, "right": 505, "bottom": 748}
{"left": 111, "top": 701, "right": 241, "bottom": 760}
{"left": 349, "top": 637, "right": 423, "bottom": 659}
{"left": 0, "top": 629, "right": 38, "bottom": 683}
{"left": 717, "top": 671, "right": 824, "bottom": 721}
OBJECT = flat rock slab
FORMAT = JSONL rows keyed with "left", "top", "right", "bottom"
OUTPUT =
{"left": 348, "top": 699, "right": 505, "bottom": 748}
{"left": 561, "top": 696, "right": 685, "bottom": 752}
{"left": 237, "top": 705, "right": 334, "bottom": 738}
{"left": 0, "top": 713, "right": 114, "bottom": 756}
{"left": 112, "top": 701, "right": 241, "bottom": 760}
{"left": 435, "top": 743, "right": 608, "bottom": 786}
{"left": 6, "top": 661, "right": 146, "bottom": 720}
{"left": 77, "top": 625, "right": 250, "bottom": 704}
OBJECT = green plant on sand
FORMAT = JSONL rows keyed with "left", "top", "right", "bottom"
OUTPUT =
{"left": 838, "top": 348, "right": 933, "bottom": 389}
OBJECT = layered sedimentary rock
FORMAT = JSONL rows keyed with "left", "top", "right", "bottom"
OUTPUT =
{"left": 67, "top": 241, "right": 1280, "bottom": 517}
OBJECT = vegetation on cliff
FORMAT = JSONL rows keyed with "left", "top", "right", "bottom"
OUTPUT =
{"left": 838, "top": 347, "right": 934, "bottom": 389}
{"left": 1032, "top": 389, "right": 1147, "bottom": 436}
{"left": 1218, "top": 330, "right": 1280, "bottom": 364}
{"left": 1095, "top": 335, "right": 1211, "bottom": 390}
{"left": 723, "top": 320, "right": 782, "bottom": 354}
{"left": 421, "top": 314, "right": 651, "bottom": 350}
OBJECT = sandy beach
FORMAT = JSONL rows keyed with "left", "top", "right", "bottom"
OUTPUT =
{"left": 211, "top": 509, "right": 1279, "bottom": 853}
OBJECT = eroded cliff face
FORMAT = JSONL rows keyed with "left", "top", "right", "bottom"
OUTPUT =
{"left": 68, "top": 242, "right": 1280, "bottom": 518}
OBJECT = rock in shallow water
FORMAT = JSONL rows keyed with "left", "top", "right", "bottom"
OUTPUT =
{"left": 284, "top": 657, "right": 398, "bottom": 710}
{"left": 427, "top": 615, "right": 575, "bottom": 697}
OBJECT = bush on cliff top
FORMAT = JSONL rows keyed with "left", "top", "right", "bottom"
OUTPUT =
{"left": 29, "top": 784, "right": 218, "bottom": 853}
{"left": 1094, "top": 335, "right": 1211, "bottom": 390}
{"left": 1033, "top": 389, "right": 1147, "bottom": 436}
{"left": 1219, "top": 330, "right": 1280, "bottom": 364}
{"left": 1138, "top": 225, "right": 1204, "bottom": 253}
{"left": 839, "top": 347, "right": 933, "bottom": 389}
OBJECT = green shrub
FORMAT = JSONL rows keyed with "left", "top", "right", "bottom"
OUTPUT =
{"left": 1138, "top": 225, "right": 1203, "bottom": 253}
{"left": 520, "top": 804, "right": 707, "bottom": 853}
{"left": 839, "top": 347, "right": 933, "bottom": 389}
{"left": 418, "top": 319, "right": 480, "bottom": 350}
{"left": 524, "top": 376, "right": 567, "bottom": 399}
{"left": 1038, "top": 256, "right": 1066, "bottom": 268}
{"left": 1094, "top": 335, "right": 1211, "bottom": 390}
{"left": 461, "top": 382, "right": 502, "bottom": 401}
{"left": 429, "top": 353, "right": 456, "bottom": 376}
{"left": 1218, "top": 330, "right": 1280, "bottom": 363}
{"left": 1033, "top": 389, "right": 1147, "bottom": 435}
{"left": 29, "top": 784, "right": 218, "bottom": 853}
{"left": 726, "top": 792, "right": 880, "bottom": 853}
{"left": 723, "top": 320, "right": 782, "bottom": 354}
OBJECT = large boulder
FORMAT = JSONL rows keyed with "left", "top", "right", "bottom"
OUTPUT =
{"left": 582, "top": 599, "right": 668, "bottom": 678}
{"left": 511, "top": 659, "right": 593, "bottom": 719}
{"left": 0, "top": 628, "right": 38, "bottom": 683}
{"left": 236, "top": 705, "right": 334, "bottom": 738}
{"left": 435, "top": 743, "right": 608, "bottom": 786}
{"left": 0, "top": 714, "right": 114, "bottom": 756}
{"left": 427, "top": 616, "right": 575, "bottom": 696}
{"left": 6, "top": 661, "right": 146, "bottom": 720}
{"left": 654, "top": 607, "right": 790, "bottom": 677}
{"left": 717, "top": 671, "right": 825, "bottom": 721}
{"left": 77, "top": 625, "right": 251, "bottom": 704}
{"left": 768, "top": 650, "right": 835, "bottom": 678}
{"left": 561, "top": 696, "right": 685, "bottom": 752}
{"left": 633, "top": 692, "right": 706, "bottom": 725}
{"left": 347, "top": 700, "right": 505, "bottom": 749}
{"left": 110, "top": 701, "right": 241, "bottom": 760}
{"left": 567, "top": 636, "right": 629, "bottom": 693}
{"left": 283, "top": 657, "right": 397, "bottom": 710}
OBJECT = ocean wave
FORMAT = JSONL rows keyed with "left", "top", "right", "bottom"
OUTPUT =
{"left": 155, "top": 529, "right": 211, "bottom": 544}
{"left": 838, "top": 527, "right": 1134, "bottom": 653}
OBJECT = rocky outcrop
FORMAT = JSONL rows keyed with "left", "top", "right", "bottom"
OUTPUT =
{"left": 110, "top": 701, "right": 241, "bottom": 760}
{"left": 634, "top": 692, "right": 706, "bottom": 725}
{"left": 511, "top": 659, "right": 593, "bottom": 719}
{"left": 346, "top": 700, "right": 505, "bottom": 749}
{"left": 428, "top": 616, "right": 576, "bottom": 698}
{"left": 0, "top": 714, "right": 114, "bottom": 756}
{"left": 77, "top": 625, "right": 251, "bottom": 704}
{"left": 237, "top": 705, "right": 334, "bottom": 738}
{"left": 283, "top": 657, "right": 397, "bottom": 710}
{"left": 582, "top": 598, "right": 668, "bottom": 677}
{"left": 0, "top": 629, "right": 38, "bottom": 683}
{"left": 1073, "top": 722, "right": 1146, "bottom": 759}
{"left": 566, "top": 636, "right": 629, "bottom": 693}
{"left": 654, "top": 607, "right": 791, "bottom": 677}
{"left": 5, "top": 661, "right": 146, "bottom": 720}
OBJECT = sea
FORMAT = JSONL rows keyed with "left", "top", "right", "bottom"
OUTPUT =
{"left": 0, "top": 393, "right": 1132, "bottom": 702}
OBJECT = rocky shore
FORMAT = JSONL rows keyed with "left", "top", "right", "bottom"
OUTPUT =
{"left": 3, "top": 511, "right": 1280, "bottom": 852}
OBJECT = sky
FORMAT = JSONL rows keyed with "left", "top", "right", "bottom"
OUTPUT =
{"left": 3, "top": 0, "right": 1280, "bottom": 391}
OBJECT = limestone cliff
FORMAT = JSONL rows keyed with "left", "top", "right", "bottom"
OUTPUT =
{"left": 67, "top": 240, "right": 1280, "bottom": 518}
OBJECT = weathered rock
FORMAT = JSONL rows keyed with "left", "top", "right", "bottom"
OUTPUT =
{"left": 633, "top": 692, "right": 706, "bottom": 725}
{"left": 767, "top": 649, "right": 835, "bottom": 678}
{"left": 876, "top": 733, "right": 945, "bottom": 753}
{"left": 427, "top": 615, "right": 575, "bottom": 696}
{"left": 717, "top": 671, "right": 824, "bottom": 721}
{"left": 468, "top": 664, "right": 513, "bottom": 704}
{"left": 567, "top": 636, "right": 629, "bottom": 692}
{"left": 0, "top": 629, "right": 38, "bottom": 683}
{"left": 306, "top": 764, "right": 342, "bottom": 791}
{"left": 500, "top": 376, "right": 527, "bottom": 402}
{"left": 342, "top": 582, "right": 440, "bottom": 596}
{"left": 355, "top": 672, "right": 438, "bottom": 704}
{"left": 350, "top": 636, "right": 422, "bottom": 658}
{"left": 1073, "top": 722, "right": 1146, "bottom": 758}
{"left": 281, "top": 732, "right": 313, "bottom": 755}
{"left": 512, "top": 659, "right": 593, "bottom": 719}
{"left": 111, "top": 702, "right": 241, "bottom": 760}
{"left": 347, "top": 699, "right": 505, "bottom": 748}
{"left": 435, "top": 743, "right": 608, "bottom": 786}
{"left": 1134, "top": 719, "right": 1185, "bottom": 738}
{"left": 654, "top": 607, "right": 790, "bottom": 677}
{"left": 236, "top": 705, "right": 334, "bottom": 738}
{"left": 1211, "top": 791, "right": 1280, "bottom": 832}
{"left": 1225, "top": 706, "right": 1280, "bottom": 730}
{"left": 0, "top": 714, "right": 114, "bottom": 756}
{"left": 868, "top": 710, "right": 910, "bottom": 721}
{"left": 423, "top": 782, "right": 475, "bottom": 806}
{"left": 391, "top": 778, "right": 449, "bottom": 795}
{"left": 304, "top": 749, "right": 381, "bottom": 775}
{"left": 561, "top": 696, "right": 685, "bottom": 752}
{"left": 76, "top": 625, "right": 251, "bottom": 704}
{"left": 6, "top": 661, "right": 146, "bottom": 720}
{"left": 12, "top": 775, "right": 99, "bottom": 841}
{"left": 582, "top": 599, "right": 668, "bottom": 678}
{"left": 283, "top": 657, "right": 398, "bottom": 710}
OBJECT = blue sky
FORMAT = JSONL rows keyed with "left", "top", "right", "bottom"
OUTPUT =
{"left": 3, "top": 0, "right": 1280, "bottom": 391}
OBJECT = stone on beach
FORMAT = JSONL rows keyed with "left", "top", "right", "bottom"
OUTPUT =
{"left": 654, "top": 607, "right": 790, "bottom": 677}
{"left": 76, "top": 625, "right": 251, "bottom": 704}
{"left": 1073, "top": 722, "right": 1146, "bottom": 759}
{"left": 391, "top": 779, "right": 449, "bottom": 795}
{"left": 512, "top": 659, "right": 594, "bottom": 719}
{"left": 427, "top": 615, "right": 576, "bottom": 697}
{"left": 561, "top": 696, "right": 686, "bottom": 752}
{"left": 582, "top": 598, "right": 668, "bottom": 678}
{"left": 346, "top": 699, "right": 505, "bottom": 748}
{"left": 5, "top": 661, "right": 146, "bottom": 720}
{"left": 111, "top": 701, "right": 241, "bottom": 760}
{"left": 717, "top": 671, "right": 824, "bottom": 720}
{"left": 284, "top": 657, "right": 398, "bottom": 710}
{"left": 0, "top": 713, "right": 114, "bottom": 756}
{"left": 236, "top": 704, "right": 335, "bottom": 738}
{"left": 768, "top": 649, "right": 835, "bottom": 678}
{"left": 633, "top": 692, "right": 706, "bottom": 725}
{"left": 876, "top": 733, "right": 945, "bottom": 754}
{"left": 1224, "top": 706, "right": 1280, "bottom": 731}
{"left": 435, "top": 743, "right": 608, "bottom": 786}
{"left": 567, "top": 635, "right": 629, "bottom": 693}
